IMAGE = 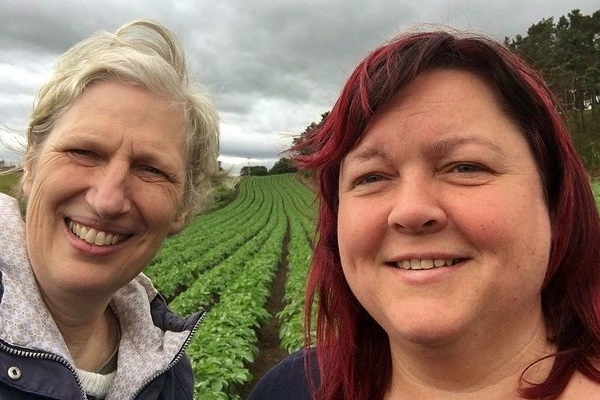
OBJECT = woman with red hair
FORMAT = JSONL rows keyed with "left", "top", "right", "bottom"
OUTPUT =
{"left": 248, "top": 29, "right": 600, "bottom": 399}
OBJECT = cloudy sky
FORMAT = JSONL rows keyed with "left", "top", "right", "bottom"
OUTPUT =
{"left": 0, "top": 1, "right": 597, "bottom": 173}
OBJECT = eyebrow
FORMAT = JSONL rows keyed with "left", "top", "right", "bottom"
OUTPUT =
{"left": 344, "top": 146, "right": 393, "bottom": 163}
{"left": 345, "top": 135, "right": 505, "bottom": 164}
{"left": 425, "top": 136, "right": 506, "bottom": 157}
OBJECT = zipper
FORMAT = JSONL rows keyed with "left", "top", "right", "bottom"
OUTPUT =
{"left": 0, "top": 307, "right": 205, "bottom": 399}
{"left": 0, "top": 339, "right": 87, "bottom": 399}
{"left": 130, "top": 309, "right": 206, "bottom": 399}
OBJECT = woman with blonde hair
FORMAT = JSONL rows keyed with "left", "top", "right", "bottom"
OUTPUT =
{"left": 0, "top": 20, "right": 226, "bottom": 399}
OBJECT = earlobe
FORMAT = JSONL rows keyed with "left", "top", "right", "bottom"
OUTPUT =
{"left": 168, "top": 210, "right": 187, "bottom": 235}
{"left": 21, "top": 160, "right": 33, "bottom": 198}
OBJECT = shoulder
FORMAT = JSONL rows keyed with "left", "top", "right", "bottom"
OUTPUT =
{"left": 247, "top": 348, "right": 319, "bottom": 400}
{"left": 136, "top": 355, "right": 194, "bottom": 399}
{"left": 0, "top": 193, "right": 25, "bottom": 246}
{"left": 561, "top": 366, "right": 600, "bottom": 399}
{"left": 0, "top": 193, "right": 21, "bottom": 222}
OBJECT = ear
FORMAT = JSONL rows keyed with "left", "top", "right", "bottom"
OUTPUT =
{"left": 168, "top": 208, "right": 188, "bottom": 235}
{"left": 21, "top": 155, "right": 35, "bottom": 198}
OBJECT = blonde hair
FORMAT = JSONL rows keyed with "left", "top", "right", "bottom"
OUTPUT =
{"left": 22, "top": 19, "right": 229, "bottom": 224}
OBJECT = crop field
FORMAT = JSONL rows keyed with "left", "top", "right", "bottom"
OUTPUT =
{"left": 0, "top": 171, "right": 19, "bottom": 196}
{"left": 145, "top": 173, "right": 316, "bottom": 399}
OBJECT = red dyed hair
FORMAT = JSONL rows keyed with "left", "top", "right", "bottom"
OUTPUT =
{"left": 293, "top": 30, "right": 600, "bottom": 400}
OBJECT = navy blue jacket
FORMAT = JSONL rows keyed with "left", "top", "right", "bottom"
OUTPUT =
{"left": 247, "top": 349, "right": 319, "bottom": 400}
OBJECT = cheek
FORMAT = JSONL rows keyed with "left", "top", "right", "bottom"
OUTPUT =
{"left": 337, "top": 201, "right": 388, "bottom": 264}
{"left": 460, "top": 209, "right": 527, "bottom": 252}
{"left": 459, "top": 197, "right": 551, "bottom": 276}
{"left": 139, "top": 192, "right": 182, "bottom": 236}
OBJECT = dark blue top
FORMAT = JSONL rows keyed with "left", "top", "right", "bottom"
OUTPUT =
{"left": 246, "top": 348, "right": 319, "bottom": 400}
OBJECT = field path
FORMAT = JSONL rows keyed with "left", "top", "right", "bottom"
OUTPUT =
{"left": 238, "top": 224, "right": 290, "bottom": 397}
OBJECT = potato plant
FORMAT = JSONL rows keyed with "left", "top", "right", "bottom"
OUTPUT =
{"left": 146, "top": 174, "right": 316, "bottom": 399}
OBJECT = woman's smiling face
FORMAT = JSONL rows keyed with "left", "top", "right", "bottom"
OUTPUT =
{"left": 337, "top": 69, "right": 552, "bottom": 347}
{"left": 23, "top": 80, "right": 188, "bottom": 301}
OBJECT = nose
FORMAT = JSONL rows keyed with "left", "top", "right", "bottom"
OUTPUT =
{"left": 85, "top": 163, "right": 132, "bottom": 218}
{"left": 387, "top": 178, "right": 448, "bottom": 234}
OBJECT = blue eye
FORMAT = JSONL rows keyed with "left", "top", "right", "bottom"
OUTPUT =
{"left": 137, "top": 165, "right": 171, "bottom": 182}
{"left": 69, "top": 149, "right": 93, "bottom": 157}
{"left": 143, "top": 165, "right": 164, "bottom": 175}
{"left": 357, "top": 174, "right": 384, "bottom": 185}
{"left": 453, "top": 164, "right": 482, "bottom": 173}
{"left": 67, "top": 149, "right": 99, "bottom": 166}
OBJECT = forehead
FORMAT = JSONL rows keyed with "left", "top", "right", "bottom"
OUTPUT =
{"left": 43, "top": 81, "right": 186, "bottom": 159}
{"left": 357, "top": 70, "right": 508, "bottom": 143}
{"left": 340, "top": 69, "right": 529, "bottom": 169}
{"left": 57, "top": 81, "right": 181, "bottom": 130}
{"left": 71, "top": 80, "right": 180, "bottom": 118}
{"left": 385, "top": 69, "right": 501, "bottom": 117}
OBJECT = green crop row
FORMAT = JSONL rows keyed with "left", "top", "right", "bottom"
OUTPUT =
{"left": 146, "top": 178, "right": 272, "bottom": 299}
{"left": 169, "top": 199, "right": 277, "bottom": 314}
{"left": 186, "top": 182, "right": 288, "bottom": 399}
{"left": 278, "top": 215, "right": 313, "bottom": 353}
{"left": 147, "top": 174, "right": 316, "bottom": 399}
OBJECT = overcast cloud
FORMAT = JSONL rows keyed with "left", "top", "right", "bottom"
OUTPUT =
{"left": 0, "top": 0, "right": 597, "bottom": 173}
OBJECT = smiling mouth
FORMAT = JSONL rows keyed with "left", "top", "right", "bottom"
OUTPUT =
{"left": 393, "top": 258, "right": 466, "bottom": 270}
{"left": 66, "top": 219, "right": 127, "bottom": 246}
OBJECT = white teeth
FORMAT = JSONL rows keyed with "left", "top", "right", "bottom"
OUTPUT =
{"left": 94, "top": 231, "right": 106, "bottom": 245}
{"left": 434, "top": 259, "right": 446, "bottom": 267}
{"left": 68, "top": 220, "right": 124, "bottom": 246}
{"left": 84, "top": 229, "right": 96, "bottom": 244}
{"left": 396, "top": 258, "right": 457, "bottom": 270}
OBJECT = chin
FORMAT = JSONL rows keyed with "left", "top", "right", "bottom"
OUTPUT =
{"left": 403, "top": 331, "right": 463, "bottom": 348}
{"left": 387, "top": 320, "right": 468, "bottom": 348}
{"left": 55, "top": 275, "right": 117, "bottom": 298}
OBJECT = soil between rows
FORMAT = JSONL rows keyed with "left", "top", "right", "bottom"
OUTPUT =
{"left": 237, "top": 226, "right": 290, "bottom": 398}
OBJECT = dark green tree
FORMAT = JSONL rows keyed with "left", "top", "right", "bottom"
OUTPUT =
{"left": 504, "top": 18, "right": 556, "bottom": 74}
{"left": 269, "top": 157, "right": 296, "bottom": 175}
{"left": 240, "top": 165, "right": 268, "bottom": 176}
{"left": 292, "top": 111, "right": 329, "bottom": 156}
{"left": 506, "top": 8, "right": 600, "bottom": 174}
{"left": 506, "top": 9, "right": 600, "bottom": 116}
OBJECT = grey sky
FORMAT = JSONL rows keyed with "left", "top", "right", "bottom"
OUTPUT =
{"left": 0, "top": 0, "right": 597, "bottom": 172}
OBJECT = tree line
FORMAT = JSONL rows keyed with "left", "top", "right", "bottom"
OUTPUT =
{"left": 240, "top": 157, "right": 296, "bottom": 176}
